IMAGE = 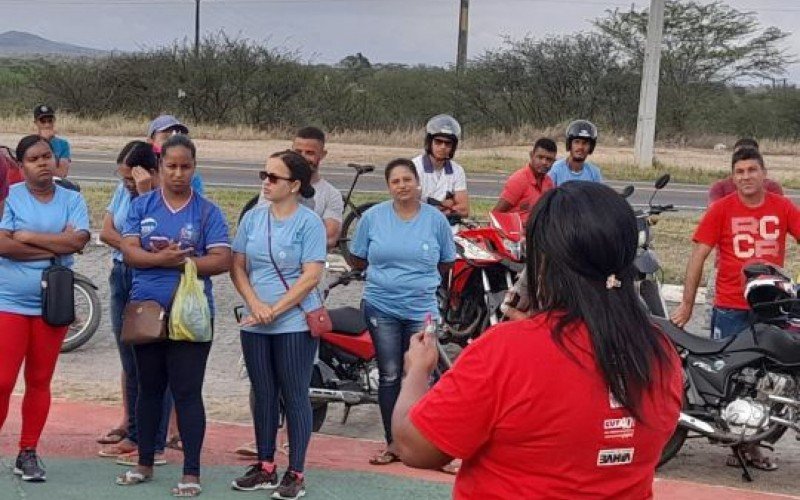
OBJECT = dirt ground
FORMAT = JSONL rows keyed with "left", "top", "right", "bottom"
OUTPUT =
{"left": 6, "top": 243, "right": 791, "bottom": 496}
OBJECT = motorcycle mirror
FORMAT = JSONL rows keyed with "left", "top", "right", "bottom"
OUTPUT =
{"left": 654, "top": 173, "right": 671, "bottom": 190}
{"left": 621, "top": 185, "right": 635, "bottom": 198}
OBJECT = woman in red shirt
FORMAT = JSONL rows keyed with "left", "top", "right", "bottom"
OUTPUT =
{"left": 392, "top": 181, "right": 683, "bottom": 499}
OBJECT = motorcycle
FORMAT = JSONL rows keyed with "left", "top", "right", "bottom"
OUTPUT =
{"left": 235, "top": 270, "right": 452, "bottom": 432}
{"left": 439, "top": 211, "right": 524, "bottom": 346}
{"left": 655, "top": 262, "right": 800, "bottom": 481}
{"left": 633, "top": 174, "right": 678, "bottom": 318}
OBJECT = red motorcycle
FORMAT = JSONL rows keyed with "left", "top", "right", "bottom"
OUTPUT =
{"left": 439, "top": 211, "right": 525, "bottom": 345}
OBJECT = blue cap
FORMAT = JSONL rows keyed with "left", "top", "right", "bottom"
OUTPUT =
{"left": 147, "top": 114, "right": 189, "bottom": 138}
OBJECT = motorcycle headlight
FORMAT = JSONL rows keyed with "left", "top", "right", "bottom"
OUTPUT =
{"left": 503, "top": 239, "right": 522, "bottom": 260}
{"left": 454, "top": 236, "right": 497, "bottom": 261}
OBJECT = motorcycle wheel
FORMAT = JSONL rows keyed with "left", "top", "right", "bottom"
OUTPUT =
{"left": 61, "top": 278, "right": 101, "bottom": 353}
{"left": 339, "top": 202, "right": 377, "bottom": 267}
{"left": 311, "top": 366, "right": 328, "bottom": 432}
{"left": 657, "top": 426, "right": 688, "bottom": 468}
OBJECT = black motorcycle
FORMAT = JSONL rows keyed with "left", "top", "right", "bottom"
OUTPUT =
{"left": 655, "top": 263, "right": 800, "bottom": 481}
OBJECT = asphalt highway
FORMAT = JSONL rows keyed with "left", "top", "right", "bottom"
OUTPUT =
{"left": 68, "top": 151, "right": 800, "bottom": 211}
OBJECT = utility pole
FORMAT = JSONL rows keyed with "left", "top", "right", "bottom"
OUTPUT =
{"left": 194, "top": 0, "right": 200, "bottom": 56}
{"left": 456, "top": 0, "right": 469, "bottom": 73}
{"left": 633, "top": 0, "right": 665, "bottom": 168}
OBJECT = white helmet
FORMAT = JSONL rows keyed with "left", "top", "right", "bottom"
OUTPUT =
{"left": 425, "top": 114, "right": 462, "bottom": 158}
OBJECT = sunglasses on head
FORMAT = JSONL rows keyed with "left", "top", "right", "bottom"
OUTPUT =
{"left": 259, "top": 171, "right": 293, "bottom": 184}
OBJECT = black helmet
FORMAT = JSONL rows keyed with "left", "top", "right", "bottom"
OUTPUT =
{"left": 565, "top": 119, "right": 598, "bottom": 154}
{"left": 424, "top": 114, "right": 462, "bottom": 158}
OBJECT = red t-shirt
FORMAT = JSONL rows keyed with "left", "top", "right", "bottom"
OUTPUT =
{"left": 694, "top": 192, "right": 800, "bottom": 309}
{"left": 708, "top": 177, "right": 783, "bottom": 204}
{"left": 410, "top": 315, "right": 682, "bottom": 500}
{"left": 498, "top": 165, "right": 554, "bottom": 223}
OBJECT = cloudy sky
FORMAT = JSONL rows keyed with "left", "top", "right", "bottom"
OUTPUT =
{"left": 4, "top": 0, "right": 800, "bottom": 81}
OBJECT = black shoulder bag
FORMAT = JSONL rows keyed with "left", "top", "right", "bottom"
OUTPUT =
{"left": 41, "top": 257, "right": 75, "bottom": 326}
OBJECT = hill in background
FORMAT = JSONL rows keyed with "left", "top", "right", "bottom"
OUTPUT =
{"left": 0, "top": 31, "right": 107, "bottom": 57}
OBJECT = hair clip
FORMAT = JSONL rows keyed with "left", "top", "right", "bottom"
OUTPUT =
{"left": 606, "top": 274, "right": 622, "bottom": 290}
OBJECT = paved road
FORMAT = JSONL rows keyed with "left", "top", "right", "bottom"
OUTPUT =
{"left": 68, "top": 151, "right": 800, "bottom": 211}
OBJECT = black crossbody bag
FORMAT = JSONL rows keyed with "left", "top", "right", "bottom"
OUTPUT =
{"left": 41, "top": 258, "right": 75, "bottom": 326}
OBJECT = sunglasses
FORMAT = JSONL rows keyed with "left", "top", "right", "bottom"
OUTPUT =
{"left": 259, "top": 171, "right": 293, "bottom": 184}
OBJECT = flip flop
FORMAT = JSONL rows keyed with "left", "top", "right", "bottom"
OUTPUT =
{"left": 166, "top": 435, "right": 183, "bottom": 452}
{"left": 98, "top": 442, "right": 137, "bottom": 458}
{"left": 725, "top": 453, "right": 779, "bottom": 471}
{"left": 369, "top": 450, "right": 400, "bottom": 465}
{"left": 98, "top": 428, "right": 128, "bottom": 445}
{"left": 116, "top": 469, "right": 152, "bottom": 486}
{"left": 116, "top": 452, "right": 167, "bottom": 467}
{"left": 172, "top": 482, "right": 202, "bottom": 497}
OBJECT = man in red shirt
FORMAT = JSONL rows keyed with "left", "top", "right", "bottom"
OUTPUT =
{"left": 672, "top": 147, "right": 800, "bottom": 339}
{"left": 708, "top": 138, "right": 783, "bottom": 203}
{"left": 493, "top": 138, "right": 556, "bottom": 223}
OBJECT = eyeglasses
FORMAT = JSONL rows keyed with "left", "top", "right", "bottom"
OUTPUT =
{"left": 259, "top": 171, "right": 293, "bottom": 184}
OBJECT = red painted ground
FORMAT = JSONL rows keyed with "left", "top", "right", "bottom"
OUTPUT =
{"left": 1, "top": 396, "right": 798, "bottom": 499}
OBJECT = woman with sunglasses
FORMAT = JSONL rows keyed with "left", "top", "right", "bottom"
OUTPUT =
{"left": 230, "top": 150, "right": 326, "bottom": 500}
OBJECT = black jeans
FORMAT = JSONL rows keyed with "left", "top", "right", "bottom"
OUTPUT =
{"left": 108, "top": 260, "right": 170, "bottom": 449}
{"left": 133, "top": 339, "right": 211, "bottom": 476}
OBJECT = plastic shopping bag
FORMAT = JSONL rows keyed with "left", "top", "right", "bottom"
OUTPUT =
{"left": 169, "top": 259, "right": 213, "bottom": 342}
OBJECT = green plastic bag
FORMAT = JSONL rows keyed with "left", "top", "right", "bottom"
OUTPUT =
{"left": 169, "top": 259, "right": 212, "bottom": 342}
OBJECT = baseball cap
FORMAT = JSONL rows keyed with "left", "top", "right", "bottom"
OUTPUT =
{"left": 147, "top": 114, "right": 189, "bottom": 138}
{"left": 34, "top": 104, "right": 55, "bottom": 120}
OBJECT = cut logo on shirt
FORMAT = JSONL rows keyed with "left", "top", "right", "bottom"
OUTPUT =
{"left": 597, "top": 448, "right": 634, "bottom": 466}
{"left": 603, "top": 417, "right": 636, "bottom": 440}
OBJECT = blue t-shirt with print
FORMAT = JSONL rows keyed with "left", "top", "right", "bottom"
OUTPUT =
{"left": 547, "top": 158, "right": 604, "bottom": 186}
{"left": 0, "top": 183, "right": 90, "bottom": 315}
{"left": 122, "top": 189, "right": 230, "bottom": 314}
{"left": 50, "top": 136, "right": 71, "bottom": 161}
{"left": 107, "top": 182, "right": 132, "bottom": 262}
{"left": 232, "top": 204, "right": 326, "bottom": 334}
{"left": 350, "top": 201, "right": 456, "bottom": 321}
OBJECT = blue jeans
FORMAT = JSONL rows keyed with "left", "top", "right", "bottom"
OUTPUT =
{"left": 109, "top": 260, "right": 170, "bottom": 449}
{"left": 362, "top": 301, "right": 425, "bottom": 445}
{"left": 711, "top": 307, "right": 752, "bottom": 340}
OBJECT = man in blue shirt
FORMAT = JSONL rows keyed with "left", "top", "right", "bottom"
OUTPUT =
{"left": 33, "top": 105, "right": 71, "bottom": 178}
{"left": 548, "top": 120, "right": 603, "bottom": 186}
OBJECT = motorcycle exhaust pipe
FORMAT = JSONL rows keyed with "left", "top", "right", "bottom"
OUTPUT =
{"left": 678, "top": 412, "right": 783, "bottom": 445}
{"left": 309, "top": 388, "right": 377, "bottom": 405}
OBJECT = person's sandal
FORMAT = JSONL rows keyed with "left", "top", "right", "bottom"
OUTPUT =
{"left": 98, "top": 428, "right": 128, "bottom": 445}
{"left": 172, "top": 482, "right": 202, "bottom": 497}
{"left": 166, "top": 435, "right": 184, "bottom": 452}
{"left": 369, "top": 450, "right": 400, "bottom": 465}
{"left": 725, "top": 452, "right": 778, "bottom": 471}
{"left": 98, "top": 441, "right": 137, "bottom": 458}
{"left": 116, "top": 469, "right": 152, "bottom": 486}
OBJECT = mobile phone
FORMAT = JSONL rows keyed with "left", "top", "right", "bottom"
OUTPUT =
{"left": 150, "top": 236, "right": 170, "bottom": 250}
{"left": 423, "top": 313, "right": 436, "bottom": 338}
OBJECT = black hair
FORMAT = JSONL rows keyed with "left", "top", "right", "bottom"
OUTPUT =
{"left": 526, "top": 181, "right": 671, "bottom": 420}
{"left": 533, "top": 137, "right": 557, "bottom": 154}
{"left": 733, "top": 137, "right": 759, "bottom": 152}
{"left": 269, "top": 150, "right": 315, "bottom": 198}
{"left": 295, "top": 126, "right": 326, "bottom": 145}
{"left": 731, "top": 147, "right": 764, "bottom": 170}
{"left": 16, "top": 135, "right": 53, "bottom": 163}
{"left": 116, "top": 140, "right": 142, "bottom": 164}
{"left": 161, "top": 134, "right": 196, "bottom": 159}
{"left": 125, "top": 142, "right": 158, "bottom": 172}
{"left": 384, "top": 158, "right": 419, "bottom": 183}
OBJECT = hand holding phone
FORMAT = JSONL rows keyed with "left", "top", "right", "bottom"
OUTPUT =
{"left": 149, "top": 236, "right": 171, "bottom": 251}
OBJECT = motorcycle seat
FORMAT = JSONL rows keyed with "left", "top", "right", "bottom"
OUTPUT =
{"left": 651, "top": 317, "right": 734, "bottom": 354}
{"left": 753, "top": 323, "right": 800, "bottom": 364}
{"left": 328, "top": 307, "right": 368, "bottom": 336}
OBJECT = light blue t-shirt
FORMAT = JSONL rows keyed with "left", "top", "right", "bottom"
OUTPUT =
{"left": 0, "top": 183, "right": 90, "bottom": 315}
{"left": 191, "top": 173, "right": 205, "bottom": 196}
{"left": 107, "top": 182, "right": 132, "bottom": 262}
{"left": 547, "top": 158, "right": 604, "bottom": 186}
{"left": 50, "top": 136, "right": 71, "bottom": 161}
{"left": 122, "top": 189, "right": 230, "bottom": 314}
{"left": 350, "top": 201, "right": 456, "bottom": 321}
{"left": 232, "top": 204, "right": 327, "bottom": 334}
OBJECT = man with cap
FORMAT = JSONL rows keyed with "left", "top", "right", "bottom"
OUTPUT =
{"left": 146, "top": 114, "right": 205, "bottom": 195}
{"left": 34, "top": 104, "right": 71, "bottom": 178}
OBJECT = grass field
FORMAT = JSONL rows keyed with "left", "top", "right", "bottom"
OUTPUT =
{"left": 81, "top": 183, "right": 800, "bottom": 286}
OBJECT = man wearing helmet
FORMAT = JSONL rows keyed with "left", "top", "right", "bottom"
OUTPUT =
{"left": 547, "top": 120, "right": 603, "bottom": 186}
{"left": 412, "top": 114, "right": 470, "bottom": 217}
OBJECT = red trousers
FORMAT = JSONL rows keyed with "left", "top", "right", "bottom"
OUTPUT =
{"left": 0, "top": 312, "right": 67, "bottom": 450}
